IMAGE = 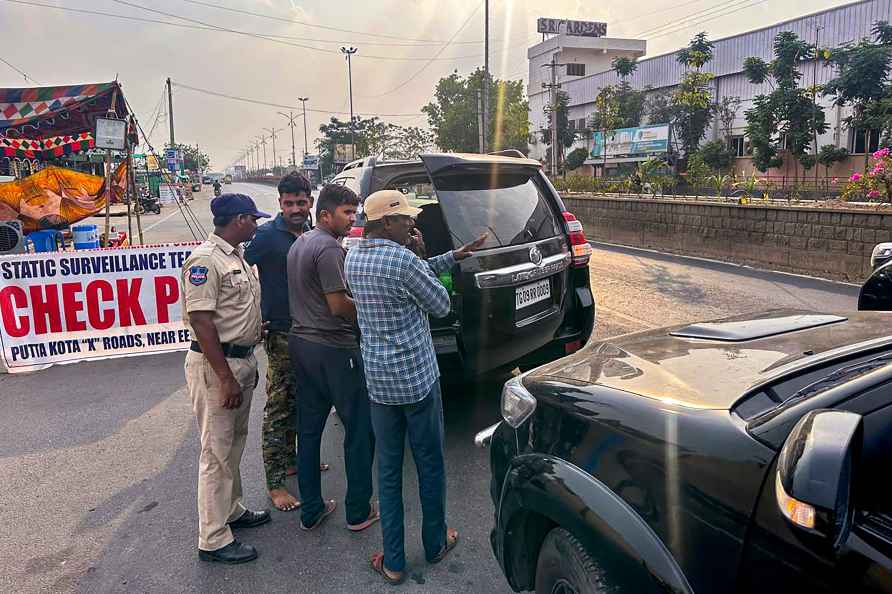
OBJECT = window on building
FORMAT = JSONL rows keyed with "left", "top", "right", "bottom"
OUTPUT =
{"left": 568, "top": 119, "right": 576, "bottom": 131}
{"left": 577, "top": 118, "right": 587, "bottom": 131}
{"left": 850, "top": 128, "right": 881, "bottom": 154}
{"left": 730, "top": 136, "right": 746, "bottom": 157}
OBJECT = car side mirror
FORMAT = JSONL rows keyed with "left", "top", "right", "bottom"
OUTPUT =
{"left": 870, "top": 242, "right": 892, "bottom": 270}
{"left": 859, "top": 263, "right": 892, "bottom": 311}
{"left": 775, "top": 409, "right": 862, "bottom": 549}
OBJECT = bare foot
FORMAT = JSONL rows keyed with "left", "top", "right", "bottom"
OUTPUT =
{"left": 269, "top": 488, "right": 301, "bottom": 512}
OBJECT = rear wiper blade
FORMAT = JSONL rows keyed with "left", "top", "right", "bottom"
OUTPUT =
{"left": 779, "top": 352, "right": 892, "bottom": 406}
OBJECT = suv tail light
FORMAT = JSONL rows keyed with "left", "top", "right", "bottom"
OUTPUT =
{"left": 562, "top": 212, "right": 592, "bottom": 267}
{"left": 342, "top": 226, "right": 364, "bottom": 251}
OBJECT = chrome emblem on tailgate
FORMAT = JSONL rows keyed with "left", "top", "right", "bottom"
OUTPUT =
{"left": 529, "top": 246, "right": 543, "bottom": 266}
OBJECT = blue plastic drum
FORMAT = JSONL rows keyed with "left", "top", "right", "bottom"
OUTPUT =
{"left": 72, "top": 224, "right": 100, "bottom": 249}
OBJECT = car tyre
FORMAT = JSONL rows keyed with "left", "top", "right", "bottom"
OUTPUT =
{"left": 535, "top": 527, "right": 604, "bottom": 594}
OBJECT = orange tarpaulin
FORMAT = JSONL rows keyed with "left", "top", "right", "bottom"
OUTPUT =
{"left": 0, "top": 163, "right": 127, "bottom": 233}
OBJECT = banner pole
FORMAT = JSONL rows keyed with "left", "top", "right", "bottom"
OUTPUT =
{"left": 103, "top": 149, "right": 112, "bottom": 247}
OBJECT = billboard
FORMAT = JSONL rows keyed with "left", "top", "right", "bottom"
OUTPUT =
{"left": 590, "top": 125, "right": 670, "bottom": 159}
{"left": 537, "top": 18, "right": 607, "bottom": 38}
{"left": 0, "top": 243, "right": 198, "bottom": 372}
{"left": 334, "top": 144, "right": 353, "bottom": 163}
{"left": 303, "top": 154, "right": 320, "bottom": 170}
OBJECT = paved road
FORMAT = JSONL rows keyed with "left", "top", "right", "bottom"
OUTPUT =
{"left": 0, "top": 183, "right": 861, "bottom": 593}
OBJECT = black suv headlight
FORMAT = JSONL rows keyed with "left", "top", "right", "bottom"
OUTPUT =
{"left": 501, "top": 375, "right": 537, "bottom": 428}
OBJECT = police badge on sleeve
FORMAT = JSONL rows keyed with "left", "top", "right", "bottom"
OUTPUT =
{"left": 189, "top": 265, "right": 209, "bottom": 286}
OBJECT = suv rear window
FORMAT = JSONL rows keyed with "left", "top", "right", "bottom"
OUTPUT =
{"left": 432, "top": 172, "right": 560, "bottom": 249}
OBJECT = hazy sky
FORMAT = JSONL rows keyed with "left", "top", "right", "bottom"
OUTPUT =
{"left": 1, "top": 0, "right": 854, "bottom": 169}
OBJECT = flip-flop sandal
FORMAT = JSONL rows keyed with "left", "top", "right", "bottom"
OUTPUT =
{"left": 299, "top": 499, "right": 337, "bottom": 531}
{"left": 429, "top": 529, "right": 459, "bottom": 564}
{"left": 371, "top": 552, "right": 405, "bottom": 585}
{"left": 347, "top": 501, "right": 380, "bottom": 532}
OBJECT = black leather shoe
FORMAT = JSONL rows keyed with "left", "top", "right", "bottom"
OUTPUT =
{"left": 228, "top": 509, "right": 271, "bottom": 529}
{"left": 198, "top": 540, "right": 258, "bottom": 564}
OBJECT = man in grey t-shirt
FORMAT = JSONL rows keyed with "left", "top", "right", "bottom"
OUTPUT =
{"left": 286, "top": 184, "right": 377, "bottom": 533}
{"left": 287, "top": 227, "right": 356, "bottom": 348}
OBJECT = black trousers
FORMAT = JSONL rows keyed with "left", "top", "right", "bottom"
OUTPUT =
{"left": 288, "top": 335, "right": 375, "bottom": 526}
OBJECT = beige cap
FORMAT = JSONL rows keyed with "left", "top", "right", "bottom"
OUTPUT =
{"left": 363, "top": 190, "right": 423, "bottom": 221}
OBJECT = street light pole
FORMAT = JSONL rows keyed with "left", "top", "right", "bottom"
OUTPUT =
{"left": 258, "top": 136, "right": 267, "bottom": 172}
{"left": 483, "top": 0, "right": 489, "bottom": 153}
{"left": 279, "top": 111, "right": 298, "bottom": 167}
{"left": 298, "top": 97, "right": 309, "bottom": 158}
{"left": 264, "top": 127, "right": 282, "bottom": 174}
{"left": 340, "top": 47, "right": 358, "bottom": 161}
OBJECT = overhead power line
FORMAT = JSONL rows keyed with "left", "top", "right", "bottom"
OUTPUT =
{"left": 180, "top": 0, "right": 492, "bottom": 45}
{"left": 642, "top": 0, "right": 774, "bottom": 40}
{"left": 0, "top": 55, "right": 40, "bottom": 84}
{"left": 1, "top": 0, "right": 512, "bottom": 62}
{"left": 170, "top": 82, "right": 424, "bottom": 117}
{"left": 633, "top": 0, "right": 763, "bottom": 38}
{"left": 359, "top": 1, "right": 485, "bottom": 98}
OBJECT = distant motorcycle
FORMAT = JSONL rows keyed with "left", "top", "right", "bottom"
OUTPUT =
{"left": 137, "top": 191, "right": 161, "bottom": 215}
{"left": 213, "top": 183, "right": 222, "bottom": 197}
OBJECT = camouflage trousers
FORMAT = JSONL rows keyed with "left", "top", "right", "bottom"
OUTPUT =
{"left": 262, "top": 331, "right": 298, "bottom": 491}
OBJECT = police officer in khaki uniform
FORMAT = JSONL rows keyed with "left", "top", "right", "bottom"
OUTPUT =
{"left": 182, "top": 193, "right": 271, "bottom": 564}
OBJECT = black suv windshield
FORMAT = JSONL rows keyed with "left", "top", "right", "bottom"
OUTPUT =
{"left": 432, "top": 172, "right": 559, "bottom": 249}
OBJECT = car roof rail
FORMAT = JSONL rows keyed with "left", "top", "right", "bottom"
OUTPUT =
{"left": 488, "top": 149, "right": 526, "bottom": 158}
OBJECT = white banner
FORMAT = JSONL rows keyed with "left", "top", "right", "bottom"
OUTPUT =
{"left": 0, "top": 243, "right": 199, "bottom": 373}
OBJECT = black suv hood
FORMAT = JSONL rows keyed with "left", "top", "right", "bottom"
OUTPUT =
{"left": 529, "top": 309, "right": 892, "bottom": 410}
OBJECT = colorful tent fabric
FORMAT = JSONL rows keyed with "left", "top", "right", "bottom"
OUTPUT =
{"left": 0, "top": 82, "right": 128, "bottom": 160}
{"left": 0, "top": 163, "right": 128, "bottom": 232}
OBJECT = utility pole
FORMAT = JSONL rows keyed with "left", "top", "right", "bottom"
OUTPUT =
{"left": 166, "top": 77, "right": 175, "bottom": 147}
{"left": 477, "top": 89, "right": 485, "bottom": 153}
{"left": 264, "top": 127, "right": 281, "bottom": 174}
{"left": 298, "top": 97, "right": 309, "bottom": 158}
{"left": 340, "top": 47, "right": 358, "bottom": 161}
{"left": 483, "top": 0, "right": 489, "bottom": 153}
{"left": 279, "top": 111, "right": 298, "bottom": 167}
{"left": 812, "top": 23, "right": 823, "bottom": 195}
{"left": 541, "top": 55, "right": 564, "bottom": 178}
{"left": 258, "top": 136, "right": 267, "bottom": 172}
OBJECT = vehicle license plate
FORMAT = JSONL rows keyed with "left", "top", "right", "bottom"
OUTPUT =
{"left": 515, "top": 279, "right": 551, "bottom": 310}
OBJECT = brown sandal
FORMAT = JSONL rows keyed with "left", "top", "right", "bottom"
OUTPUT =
{"left": 347, "top": 500, "right": 380, "bottom": 532}
{"left": 371, "top": 551, "right": 405, "bottom": 585}
{"left": 429, "top": 528, "right": 459, "bottom": 564}
{"left": 299, "top": 499, "right": 337, "bottom": 531}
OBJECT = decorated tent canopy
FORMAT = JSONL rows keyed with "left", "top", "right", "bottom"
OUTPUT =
{"left": 0, "top": 81, "right": 129, "bottom": 160}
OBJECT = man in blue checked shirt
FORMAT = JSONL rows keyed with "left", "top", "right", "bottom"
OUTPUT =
{"left": 344, "top": 190, "right": 485, "bottom": 585}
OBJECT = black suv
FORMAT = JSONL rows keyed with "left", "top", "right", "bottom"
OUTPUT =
{"left": 477, "top": 309, "right": 892, "bottom": 593}
{"left": 330, "top": 152, "right": 596, "bottom": 377}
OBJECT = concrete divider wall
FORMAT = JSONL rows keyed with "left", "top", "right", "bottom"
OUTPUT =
{"left": 563, "top": 196, "right": 892, "bottom": 283}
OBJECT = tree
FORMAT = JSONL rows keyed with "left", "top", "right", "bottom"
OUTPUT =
{"left": 423, "top": 68, "right": 529, "bottom": 154}
{"left": 743, "top": 31, "right": 829, "bottom": 172}
{"left": 544, "top": 90, "right": 576, "bottom": 155}
{"left": 387, "top": 126, "right": 436, "bottom": 160}
{"left": 672, "top": 33, "right": 718, "bottom": 169}
{"left": 564, "top": 147, "right": 589, "bottom": 171}
{"left": 169, "top": 143, "right": 209, "bottom": 172}
{"left": 823, "top": 21, "right": 892, "bottom": 169}
{"left": 817, "top": 144, "right": 849, "bottom": 183}
{"left": 716, "top": 96, "right": 741, "bottom": 144}
{"left": 697, "top": 140, "right": 736, "bottom": 171}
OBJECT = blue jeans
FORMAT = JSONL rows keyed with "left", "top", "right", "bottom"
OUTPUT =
{"left": 370, "top": 381, "right": 447, "bottom": 573}
{"left": 288, "top": 336, "right": 375, "bottom": 528}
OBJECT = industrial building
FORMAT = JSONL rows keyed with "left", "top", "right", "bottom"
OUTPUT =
{"left": 527, "top": 0, "right": 892, "bottom": 178}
